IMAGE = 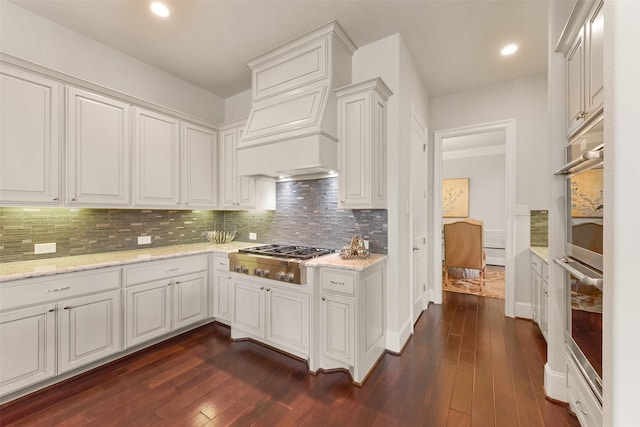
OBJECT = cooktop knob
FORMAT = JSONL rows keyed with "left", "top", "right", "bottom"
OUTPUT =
{"left": 275, "top": 272, "right": 285, "bottom": 280}
{"left": 284, "top": 273, "right": 295, "bottom": 282}
{"left": 254, "top": 268, "right": 263, "bottom": 276}
{"left": 262, "top": 269, "right": 270, "bottom": 278}
{"left": 240, "top": 266, "right": 249, "bottom": 274}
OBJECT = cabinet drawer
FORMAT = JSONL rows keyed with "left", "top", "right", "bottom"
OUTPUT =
{"left": 530, "top": 254, "right": 543, "bottom": 275}
{"left": 567, "top": 354, "right": 602, "bottom": 427}
{"left": 321, "top": 270, "right": 356, "bottom": 296}
{"left": 213, "top": 254, "right": 229, "bottom": 272}
{"left": 124, "top": 255, "right": 208, "bottom": 286}
{"left": 0, "top": 268, "right": 121, "bottom": 310}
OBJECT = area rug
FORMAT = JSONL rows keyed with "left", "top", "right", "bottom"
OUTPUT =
{"left": 443, "top": 266, "right": 505, "bottom": 299}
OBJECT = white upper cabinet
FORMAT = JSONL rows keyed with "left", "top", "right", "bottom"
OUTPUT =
{"left": 0, "top": 66, "right": 61, "bottom": 205}
{"left": 66, "top": 87, "right": 131, "bottom": 206}
{"left": 133, "top": 107, "right": 181, "bottom": 207}
{"left": 182, "top": 122, "right": 218, "bottom": 208}
{"left": 219, "top": 120, "right": 276, "bottom": 210}
{"left": 336, "top": 78, "right": 392, "bottom": 209}
{"left": 557, "top": 0, "right": 603, "bottom": 136}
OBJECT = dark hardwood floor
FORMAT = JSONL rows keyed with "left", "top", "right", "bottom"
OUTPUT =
{"left": 0, "top": 292, "right": 579, "bottom": 426}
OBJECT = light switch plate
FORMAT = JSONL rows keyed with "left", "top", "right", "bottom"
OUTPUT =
{"left": 516, "top": 204, "right": 530, "bottom": 216}
{"left": 249, "top": 232, "right": 257, "bottom": 240}
{"left": 138, "top": 236, "right": 152, "bottom": 245}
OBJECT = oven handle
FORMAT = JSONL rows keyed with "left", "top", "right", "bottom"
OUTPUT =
{"left": 554, "top": 147, "right": 603, "bottom": 175}
{"left": 554, "top": 258, "right": 603, "bottom": 288}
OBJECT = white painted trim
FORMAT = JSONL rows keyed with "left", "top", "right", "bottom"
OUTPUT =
{"left": 442, "top": 144, "right": 505, "bottom": 160}
{"left": 544, "top": 362, "right": 568, "bottom": 402}
{"left": 432, "top": 119, "right": 517, "bottom": 318}
{"left": 515, "top": 301, "right": 533, "bottom": 319}
{"left": 386, "top": 315, "right": 413, "bottom": 354}
{"left": 486, "top": 256, "right": 505, "bottom": 266}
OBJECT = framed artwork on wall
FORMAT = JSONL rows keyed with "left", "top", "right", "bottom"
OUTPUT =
{"left": 442, "top": 178, "right": 469, "bottom": 218}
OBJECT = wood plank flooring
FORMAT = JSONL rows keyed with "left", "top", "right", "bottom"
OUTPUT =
{"left": 0, "top": 292, "right": 579, "bottom": 426}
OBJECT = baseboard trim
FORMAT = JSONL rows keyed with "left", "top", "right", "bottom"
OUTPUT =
{"left": 515, "top": 301, "right": 533, "bottom": 319}
{"left": 544, "top": 362, "right": 568, "bottom": 402}
{"left": 486, "top": 256, "right": 506, "bottom": 266}
{"left": 386, "top": 316, "right": 413, "bottom": 354}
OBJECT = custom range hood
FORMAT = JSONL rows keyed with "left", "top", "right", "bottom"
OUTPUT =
{"left": 237, "top": 21, "right": 356, "bottom": 178}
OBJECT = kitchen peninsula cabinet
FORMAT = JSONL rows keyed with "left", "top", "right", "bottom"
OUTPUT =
{"left": 133, "top": 107, "right": 181, "bottom": 207}
{"left": 558, "top": 0, "right": 603, "bottom": 136}
{"left": 307, "top": 254, "right": 386, "bottom": 385}
{"left": 336, "top": 78, "right": 391, "bottom": 209}
{"left": 0, "top": 268, "right": 121, "bottom": 397}
{"left": 219, "top": 119, "right": 276, "bottom": 210}
{"left": 123, "top": 254, "right": 208, "bottom": 348}
{"left": 66, "top": 87, "right": 131, "bottom": 206}
{"left": 0, "top": 65, "right": 61, "bottom": 205}
{"left": 231, "top": 277, "right": 311, "bottom": 359}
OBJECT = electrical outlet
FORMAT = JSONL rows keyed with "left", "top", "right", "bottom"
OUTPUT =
{"left": 138, "top": 236, "right": 152, "bottom": 245}
{"left": 249, "top": 232, "right": 257, "bottom": 240}
{"left": 363, "top": 240, "right": 369, "bottom": 250}
{"left": 34, "top": 242, "right": 56, "bottom": 254}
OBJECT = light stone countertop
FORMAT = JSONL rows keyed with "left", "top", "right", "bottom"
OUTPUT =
{"left": 530, "top": 246, "right": 549, "bottom": 263}
{"left": 0, "top": 241, "right": 258, "bottom": 283}
{"left": 304, "top": 253, "right": 387, "bottom": 271}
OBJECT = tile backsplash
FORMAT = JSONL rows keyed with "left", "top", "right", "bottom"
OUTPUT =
{"left": 530, "top": 210, "right": 549, "bottom": 247}
{"left": 1, "top": 177, "right": 388, "bottom": 263}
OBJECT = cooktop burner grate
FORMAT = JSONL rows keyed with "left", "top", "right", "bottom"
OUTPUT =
{"left": 238, "top": 244, "right": 333, "bottom": 260}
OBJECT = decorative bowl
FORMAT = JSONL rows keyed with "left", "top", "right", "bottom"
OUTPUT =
{"left": 204, "top": 230, "right": 236, "bottom": 243}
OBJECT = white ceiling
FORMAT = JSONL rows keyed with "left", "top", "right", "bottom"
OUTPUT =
{"left": 11, "top": 0, "right": 550, "bottom": 99}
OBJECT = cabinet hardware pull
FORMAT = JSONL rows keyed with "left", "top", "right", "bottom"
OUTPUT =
{"left": 53, "top": 197, "right": 59, "bottom": 201}
{"left": 260, "top": 286, "right": 265, "bottom": 290}
{"left": 322, "top": 297, "right": 326, "bottom": 301}
{"left": 46, "top": 286, "right": 70, "bottom": 292}
{"left": 167, "top": 282, "right": 172, "bottom": 286}
{"left": 576, "top": 111, "right": 586, "bottom": 120}
{"left": 71, "top": 197, "right": 76, "bottom": 201}
{"left": 63, "top": 306, "right": 71, "bottom": 310}
{"left": 48, "top": 307, "right": 55, "bottom": 313}
{"left": 266, "top": 288, "right": 270, "bottom": 292}
{"left": 175, "top": 281, "right": 181, "bottom": 285}
{"left": 166, "top": 267, "right": 179, "bottom": 272}
{"left": 330, "top": 280, "right": 344, "bottom": 286}
{"left": 340, "top": 200, "right": 345, "bottom": 204}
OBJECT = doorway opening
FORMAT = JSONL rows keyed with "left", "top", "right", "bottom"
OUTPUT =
{"left": 431, "top": 120, "right": 516, "bottom": 317}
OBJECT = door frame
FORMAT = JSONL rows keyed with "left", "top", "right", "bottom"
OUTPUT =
{"left": 431, "top": 119, "right": 516, "bottom": 317}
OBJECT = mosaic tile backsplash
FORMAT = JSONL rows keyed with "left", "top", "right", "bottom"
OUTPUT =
{"left": 1, "top": 177, "right": 388, "bottom": 263}
{"left": 530, "top": 210, "right": 549, "bottom": 247}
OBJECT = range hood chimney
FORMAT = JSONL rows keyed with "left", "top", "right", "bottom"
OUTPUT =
{"left": 237, "top": 21, "right": 356, "bottom": 178}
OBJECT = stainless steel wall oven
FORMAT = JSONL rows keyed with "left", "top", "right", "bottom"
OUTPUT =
{"left": 554, "top": 116, "right": 604, "bottom": 403}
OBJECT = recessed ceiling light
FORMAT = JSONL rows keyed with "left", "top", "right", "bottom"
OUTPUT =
{"left": 150, "top": 2, "right": 170, "bottom": 18}
{"left": 501, "top": 44, "right": 518, "bottom": 56}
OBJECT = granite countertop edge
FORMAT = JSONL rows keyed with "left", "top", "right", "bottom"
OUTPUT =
{"left": 0, "top": 242, "right": 257, "bottom": 283}
{"left": 304, "top": 253, "right": 387, "bottom": 271}
{"left": 529, "top": 246, "right": 549, "bottom": 263}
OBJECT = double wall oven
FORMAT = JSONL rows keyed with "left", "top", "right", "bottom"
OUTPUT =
{"left": 554, "top": 116, "right": 604, "bottom": 403}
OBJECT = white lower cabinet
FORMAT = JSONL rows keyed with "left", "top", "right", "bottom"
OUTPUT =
{"left": 231, "top": 277, "right": 310, "bottom": 358}
{"left": 310, "top": 258, "right": 386, "bottom": 385}
{"left": 567, "top": 352, "right": 602, "bottom": 427}
{"left": 124, "top": 255, "right": 208, "bottom": 349}
{"left": 0, "top": 304, "right": 56, "bottom": 396}
{"left": 210, "top": 254, "right": 232, "bottom": 324}
{"left": 530, "top": 251, "right": 549, "bottom": 341}
{"left": 58, "top": 290, "right": 121, "bottom": 374}
{"left": 0, "top": 268, "right": 121, "bottom": 398}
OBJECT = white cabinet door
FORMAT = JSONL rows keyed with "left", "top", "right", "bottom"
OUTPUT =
{"left": 58, "top": 290, "right": 121, "bottom": 374}
{"left": 266, "top": 286, "right": 309, "bottom": 355}
{"left": 125, "top": 279, "right": 172, "bottom": 348}
{"left": 232, "top": 279, "right": 265, "bottom": 338}
{"left": 212, "top": 273, "right": 233, "bottom": 323}
{"left": 172, "top": 272, "right": 207, "bottom": 330}
{"left": 541, "top": 280, "right": 549, "bottom": 341}
{"left": 567, "top": 28, "right": 585, "bottom": 135}
{"left": 0, "top": 304, "right": 56, "bottom": 395}
{"left": 219, "top": 125, "right": 256, "bottom": 209}
{"left": 182, "top": 122, "right": 218, "bottom": 208}
{"left": 133, "top": 108, "right": 180, "bottom": 207}
{"left": 321, "top": 292, "right": 354, "bottom": 365}
{"left": 0, "top": 66, "right": 60, "bottom": 205}
{"left": 585, "top": 0, "right": 604, "bottom": 118}
{"left": 531, "top": 269, "right": 540, "bottom": 325}
{"left": 66, "top": 87, "right": 130, "bottom": 206}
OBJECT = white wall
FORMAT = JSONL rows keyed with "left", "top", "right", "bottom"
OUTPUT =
{"left": 0, "top": 2, "right": 224, "bottom": 124}
{"left": 352, "top": 34, "right": 429, "bottom": 352}
{"left": 430, "top": 74, "right": 549, "bottom": 307}
{"left": 603, "top": 2, "right": 640, "bottom": 425}
{"left": 224, "top": 89, "right": 252, "bottom": 122}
